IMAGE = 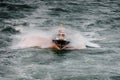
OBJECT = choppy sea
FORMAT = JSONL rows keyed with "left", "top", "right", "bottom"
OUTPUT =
{"left": 0, "top": 0, "right": 120, "bottom": 80}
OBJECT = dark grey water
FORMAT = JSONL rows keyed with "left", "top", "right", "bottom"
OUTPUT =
{"left": 0, "top": 0, "right": 120, "bottom": 80}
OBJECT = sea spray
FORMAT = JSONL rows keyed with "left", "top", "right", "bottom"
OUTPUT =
{"left": 11, "top": 26, "right": 100, "bottom": 49}
{"left": 11, "top": 28, "right": 52, "bottom": 49}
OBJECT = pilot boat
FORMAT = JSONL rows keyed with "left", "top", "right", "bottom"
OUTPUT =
{"left": 52, "top": 29, "right": 70, "bottom": 50}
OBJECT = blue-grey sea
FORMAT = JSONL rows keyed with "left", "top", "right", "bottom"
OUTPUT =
{"left": 0, "top": 0, "right": 120, "bottom": 80}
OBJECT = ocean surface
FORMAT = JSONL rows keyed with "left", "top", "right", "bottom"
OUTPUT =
{"left": 0, "top": 0, "right": 120, "bottom": 80}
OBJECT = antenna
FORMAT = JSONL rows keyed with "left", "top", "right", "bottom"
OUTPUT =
{"left": 59, "top": 22, "right": 64, "bottom": 32}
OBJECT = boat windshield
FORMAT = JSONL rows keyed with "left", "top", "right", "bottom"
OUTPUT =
{"left": 57, "top": 34, "right": 65, "bottom": 37}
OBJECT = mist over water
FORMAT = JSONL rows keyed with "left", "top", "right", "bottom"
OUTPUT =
{"left": 0, "top": 0, "right": 120, "bottom": 80}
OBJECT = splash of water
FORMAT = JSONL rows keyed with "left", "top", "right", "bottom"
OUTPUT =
{"left": 11, "top": 26, "right": 100, "bottom": 49}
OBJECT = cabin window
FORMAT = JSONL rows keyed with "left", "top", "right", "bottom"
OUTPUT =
{"left": 62, "top": 34, "right": 65, "bottom": 37}
{"left": 57, "top": 34, "right": 65, "bottom": 37}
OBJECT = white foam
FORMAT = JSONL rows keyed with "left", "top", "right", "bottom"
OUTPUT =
{"left": 11, "top": 26, "right": 100, "bottom": 49}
